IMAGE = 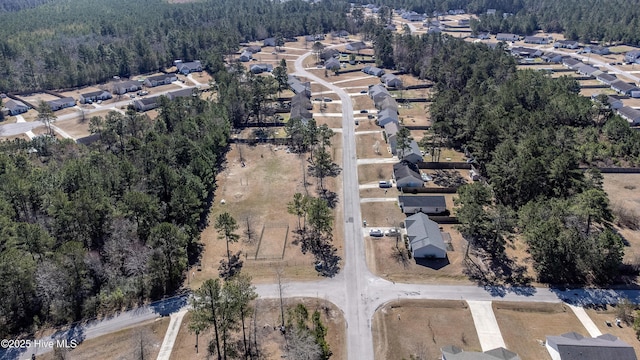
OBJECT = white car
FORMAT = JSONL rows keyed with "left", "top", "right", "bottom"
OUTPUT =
{"left": 385, "top": 229, "right": 399, "bottom": 237}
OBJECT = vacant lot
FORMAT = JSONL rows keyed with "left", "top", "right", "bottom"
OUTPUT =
{"left": 171, "top": 298, "right": 345, "bottom": 360}
{"left": 60, "top": 86, "right": 106, "bottom": 101}
{"left": 356, "top": 132, "right": 390, "bottom": 159}
{"left": 493, "top": 302, "right": 586, "bottom": 360}
{"left": 585, "top": 305, "right": 640, "bottom": 355}
{"left": 361, "top": 201, "right": 404, "bottom": 229}
{"left": 373, "top": 300, "right": 481, "bottom": 360}
{"left": 332, "top": 76, "right": 381, "bottom": 88}
{"left": 17, "top": 92, "right": 60, "bottom": 104}
{"left": 351, "top": 94, "right": 375, "bottom": 110}
{"left": 39, "top": 318, "right": 170, "bottom": 360}
{"left": 366, "top": 224, "right": 469, "bottom": 283}
{"left": 358, "top": 164, "right": 393, "bottom": 185}
{"left": 313, "top": 115, "right": 344, "bottom": 128}
{"left": 603, "top": 174, "right": 640, "bottom": 266}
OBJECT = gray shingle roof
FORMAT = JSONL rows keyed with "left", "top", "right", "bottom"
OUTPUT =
{"left": 398, "top": 196, "right": 446, "bottom": 209}
{"left": 405, "top": 213, "right": 446, "bottom": 253}
{"left": 546, "top": 332, "right": 637, "bottom": 360}
{"left": 442, "top": 345, "right": 521, "bottom": 360}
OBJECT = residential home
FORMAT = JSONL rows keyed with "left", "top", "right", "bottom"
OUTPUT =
{"left": 377, "top": 107, "right": 399, "bottom": 127}
{"left": 575, "top": 64, "right": 599, "bottom": 76}
{"left": 596, "top": 72, "right": 618, "bottom": 85}
{"left": 381, "top": 73, "right": 403, "bottom": 88}
{"left": 384, "top": 122, "right": 399, "bottom": 154}
{"left": 304, "top": 34, "right": 325, "bottom": 42}
{"left": 167, "top": 88, "right": 195, "bottom": 100}
{"left": 404, "top": 213, "right": 446, "bottom": 259}
{"left": 47, "top": 97, "right": 76, "bottom": 111}
{"left": 320, "top": 48, "right": 340, "bottom": 61}
{"left": 177, "top": 60, "right": 202, "bottom": 75}
{"left": 369, "top": 84, "right": 390, "bottom": 100}
{"left": 496, "top": 33, "right": 519, "bottom": 42}
{"left": 112, "top": 80, "right": 142, "bottom": 95}
{"left": 363, "top": 66, "right": 385, "bottom": 77}
{"left": 398, "top": 140, "right": 423, "bottom": 163}
{"left": 475, "top": 32, "right": 490, "bottom": 40}
{"left": 332, "top": 30, "right": 349, "bottom": 38}
{"left": 561, "top": 57, "right": 581, "bottom": 68}
{"left": 239, "top": 50, "right": 253, "bottom": 62}
{"left": 290, "top": 93, "right": 313, "bottom": 122}
{"left": 449, "top": 9, "right": 465, "bottom": 15}
{"left": 584, "top": 45, "right": 610, "bottom": 55}
{"left": 442, "top": 345, "right": 521, "bottom": 360}
{"left": 345, "top": 41, "right": 367, "bottom": 51}
{"left": 324, "top": 58, "right": 341, "bottom": 70}
{"left": 246, "top": 45, "right": 262, "bottom": 54}
{"left": 617, "top": 106, "right": 640, "bottom": 125}
{"left": 263, "top": 37, "right": 276, "bottom": 47}
{"left": 79, "top": 90, "right": 112, "bottom": 104}
{"left": 611, "top": 80, "right": 640, "bottom": 96}
{"left": 144, "top": 74, "right": 178, "bottom": 87}
{"left": 510, "top": 47, "right": 542, "bottom": 58}
{"left": 133, "top": 97, "right": 159, "bottom": 112}
{"left": 546, "top": 332, "right": 637, "bottom": 360}
{"left": 591, "top": 94, "right": 623, "bottom": 110}
{"left": 393, "top": 161, "right": 424, "bottom": 189}
{"left": 377, "top": 96, "right": 398, "bottom": 113}
{"left": 541, "top": 52, "right": 563, "bottom": 63}
{"left": 427, "top": 26, "right": 442, "bottom": 34}
{"left": 486, "top": 9, "right": 497, "bottom": 15}
{"left": 398, "top": 195, "right": 446, "bottom": 215}
{"left": 457, "top": 18, "right": 470, "bottom": 27}
{"left": 2, "top": 99, "right": 29, "bottom": 115}
{"left": 624, "top": 50, "right": 640, "bottom": 64}
{"left": 524, "top": 36, "right": 550, "bottom": 44}
{"left": 250, "top": 64, "right": 274, "bottom": 74}
{"left": 288, "top": 75, "right": 311, "bottom": 97}
{"left": 554, "top": 40, "right": 580, "bottom": 49}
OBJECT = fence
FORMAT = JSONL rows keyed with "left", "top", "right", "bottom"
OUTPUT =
{"left": 417, "top": 161, "right": 472, "bottom": 170}
{"left": 400, "top": 187, "right": 459, "bottom": 194}
{"left": 229, "top": 138, "right": 290, "bottom": 145}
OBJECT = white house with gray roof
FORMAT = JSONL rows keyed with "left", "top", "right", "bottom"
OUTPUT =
{"left": 398, "top": 195, "right": 446, "bottom": 214}
{"left": 617, "top": 106, "right": 640, "bottom": 125}
{"left": 2, "top": 99, "right": 29, "bottom": 116}
{"left": 546, "top": 332, "right": 637, "bottom": 360}
{"left": 404, "top": 213, "right": 447, "bottom": 259}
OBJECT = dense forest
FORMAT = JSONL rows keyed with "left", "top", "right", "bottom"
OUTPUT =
{"left": 0, "top": 96, "right": 230, "bottom": 336}
{"left": 368, "top": 23, "right": 638, "bottom": 284}
{"left": 0, "top": 0, "right": 353, "bottom": 92}
{"left": 0, "top": 0, "right": 51, "bottom": 12}
{"left": 353, "top": 0, "right": 640, "bottom": 45}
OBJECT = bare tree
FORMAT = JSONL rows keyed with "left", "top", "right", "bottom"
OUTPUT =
{"left": 285, "top": 329, "right": 322, "bottom": 360}
{"left": 276, "top": 268, "right": 286, "bottom": 329}
{"left": 373, "top": 140, "right": 381, "bottom": 155}
{"left": 131, "top": 326, "right": 155, "bottom": 360}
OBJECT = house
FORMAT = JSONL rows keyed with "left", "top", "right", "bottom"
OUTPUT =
{"left": 624, "top": 50, "right": 640, "bottom": 64}
{"left": 324, "top": 58, "right": 341, "bottom": 70}
{"left": 575, "top": 64, "right": 599, "bottom": 76}
{"left": 584, "top": 45, "right": 610, "bottom": 55}
{"left": 377, "top": 95, "right": 398, "bottom": 112}
{"left": 384, "top": 122, "right": 399, "bottom": 154}
{"left": 596, "top": 72, "right": 618, "bottom": 85}
{"left": 239, "top": 50, "right": 252, "bottom": 62}
{"left": 369, "top": 84, "right": 390, "bottom": 100}
{"left": 2, "top": 99, "right": 29, "bottom": 115}
{"left": 457, "top": 18, "right": 470, "bottom": 27}
{"left": 524, "top": 36, "right": 550, "bottom": 44}
{"left": 562, "top": 57, "right": 581, "bottom": 68}
{"left": 617, "top": 106, "right": 640, "bottom": 125}
{"left": 546, "top": 332, "right": 637, "bottom": 360}
{"left": 332, "top": 30, "right": 349, "bottom": 38}
{"left": 442, "top": 345, "right": 521, "bottom": 360}
{"left": 486, "top": 9, "right": 497, "bottom": 15}
{"left": 79, "top": 90, "right": 112, "bottom": 104}
{"left": 320, "top": 48, "right": 340, "bottom": 61}
{"left": 377, "top": 107, "right": 399, "bottom": 127}
{"left": 398, "top": 140, "right": 423, "bottom": 163}
{"left": 427, "top": 26, "right": 442, "bottom": 34}
{"left": 290, "top": 93, "right": 313, "bottom": 122}
{"left": 449, "top": 9, "right": 465, "bottom": 15}
{"left": 133, "top": 97, "right": 159, "bottom": 112}
{"left": 393, "top": 161, "right": 424, "bottom": 189}
{"left": 288, "top": 75, "right": 311, "bottom": 97}
{"left": 475, "top": 32, "right": 490, "bottom": 40}
{"left": 611, "top": 80, "right": 640, "bottom": 96}
{"left": 167, "top": 88, "right": 195, "bottom": 100}
{"left": 144, "top": 74, "right": 178, "bottom": 87}
{"left": 554, "top": 40, "right": 580, "bottom": 49}
{"left": 405, "top": 13, "right": 425, "bottom": 22}
{"left": 591, "top": 94, "right": 623, "bottom": 109}
{"left": 113, "top": 80, "right": 142, "bottom": 95}
{"left": 304, "top": 34, "right": 325, "bottom": 42}
{"left": 381, "top": 73, "right": 403, "bottom": 88}
{"left": 345, "top": 41, "right": 367, "bottom": 52}
{"left": 246, "top": 45, "right": 262, "bottom": 54}
{"left": 47, "top": 97, "right": 75, "bottom": 111}
{"left": 404, "top": 213, "right": 446, "bottom": 259}
{"left": 510, "top": 47, "right": 542, "bottom": 58}
{"left": 398, "top": 195, "right": 446, "bottom": 214}
{"left": 263, "top": 37, "right": 276, "bottom": 47}
{"left": 496, "top": 33, "right": 519, "bottom": 42}
{"left": 541, "top": 52, "right": 563, "bottom": 63}
{"left": 362, "top": 66, "right": 385, "bottom": 77}
{"left": 177, "top": 60, "right": 202, "bottom": 75}
{"left": 250, "top": 64, "right": 273, "bottom": 74}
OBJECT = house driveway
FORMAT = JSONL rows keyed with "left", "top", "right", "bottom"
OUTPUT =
{"left": 467, "top": 300, "right": 507, "bottom": 351}
{"left": 567, "top": 304, "right": 602, "bottom": 337}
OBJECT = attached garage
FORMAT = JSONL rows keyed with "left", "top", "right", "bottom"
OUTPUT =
{"left": 404, "top": 213, "right": 447, "bottom": 259}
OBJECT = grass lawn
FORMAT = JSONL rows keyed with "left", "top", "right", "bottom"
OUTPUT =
{"left": 603, "top": 174, "right": 640, "bottom": 273}
{"left": 355, "top": 132, "right": 390, "bottom": 159}
{"left": 585, "top": 305, "right": 640, "bottom": 355}
{"left": 372, "top": 300, "right": 481, "bottom": 360}
{"left": 357, "top": 164, "right": 393, "bottom": 185}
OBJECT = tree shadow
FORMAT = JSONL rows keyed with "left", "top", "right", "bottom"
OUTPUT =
{"left": 463, "top": 251, "right": 536, "bottom": 297}
{"left": 319, "top": 189, "right": 339, "bottom": 209}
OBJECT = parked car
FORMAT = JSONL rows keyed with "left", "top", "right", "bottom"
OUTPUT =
{"left": 360, "top": 89, "right": 368, "bottom": 94}
{"left": 379, "top": 180, "right": 392, "bottom": 188}
{"left": 385, "top": 229, "right": 399, "bottom": 237}
{"left": 324, "top": 98, "right": 332, "bottom": 102}
{"left": 360, "top": 109, "right": 368, "bottom": 113}
{"left": 369, "top": 229, "right": 383, "bottom": 237}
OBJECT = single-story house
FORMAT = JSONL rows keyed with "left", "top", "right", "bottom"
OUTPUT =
{"left": 377, "top": 96, "right": 398, "bottom": 112}
{"left": 510, "top": 47, "right": 542, "bottom": 58}
{"left": 290, "top": 93, "right": 313, "bottom": 122}
{"left": 362, "top": 66, "right": 385, "bottom": 77}
{"left": 332, "top": 30, "right": 349, "bottom": 38}
{"left": 404, "top": 213, "right": 446, "bottom": 259}
{"left": 246, "top": 45, "right": 262, "bottom": 54}
{"left": 617, "top": 106, "right": 640, "bottom": 125}
{"left": 320, "top": 48, "right": 340, "bottom": 61}
{"left": 144, "top": 74, "right": 178, "bottom": 87}
{"left": 377, "top": 107, "right": 399, "bottom": 127}
{"left": 381, "top": 73, "right": 403, "bottom": 88}
{"left": 496, "top": 33, "right": 519, "bottom": 42}
{"left": 177, "top": 60, "right": 202, "bottom": 75}
{"left": 442, "top": 345, "right": 521, "bottom": 360}
{"left": 561, "top": 57, "right": 581, "bottom": 68}
{"left": 457, "top": 19, "right": 470, "bottom": 27}
{"left": 263, "top": 37, "right": 276, "bottom": 47}
{"left": 324, "top": 57, "right": 341, "bottom": 70}
{"left": 546, "top": 332, "right": 637, "bottom": 360}
{"left": 79, "top": 90, "right": 112, "bottom": 104}
{"left": 584, "top": 45, "right": 610, "bottom": 55}
{"left": 475, "top": 32, "right": 490, "bottom": 40}
{"left": 133, "top": 97, "right": 159, "bottom": 112}
{"left": 304, "top": 34, "right": 325, "bottom": 42}
{"left": 625, "top": 50, "right": 640, "bottom": 64}
{"left": 596, "top": 72, "right": 618, "bottom": 85}
{"left": 345, "top": 41, "right": 367, "bottom": 51}
{"left": 369, "top": 84, "right": 390, "bottom": 101}
{"left": 611, "top": 80, "right": 640, "bottom": 96}
{"left": 3, "top": 99, "right": 29, "bottom": 115}
{"left": 398, "top": 140, "right": 423, "bottom": 164}
{"left": 47, "top": 97, "right": 76, "bottom": 111}
{"left": 398, "top": 195, "right": 446, "bottom": 215}
{"left": 486, "top": 9, "right": 497, "bottom": 15}
{"left": 384, "top": 122, "right": 399, "bottom": 154}
{"left": 113, "top": 80, "right": 142, "bottom": 95}
{"left": 449, "top": 9, "right": 465, "bottom": 15}
{"left": 591, "top": 94, "right": 623, "bottom": 110}
{"left": 541, "top": 52, "right": 563, "bottom": 63}
{"left": 393, "top": 161, "right": 424, "bottom": 189}
{"left": 288, "top": 75, "right": 311, "bottom": 97}
{"left": 239, "top": 50, "right": 253, "bottom": 62}
{"left": 524, "top": 36, "right": 550, "bottom": 44}
{"left": 575, "top": 64, "right": 599, "bottom": 76}
{"left": 250, "top": 63, "right": 273, "bottom": 74}
{"left": 167, "top": 88, "right": 195, "bottom": 100}
{"left": 405, "top": 13, "right": 425, "bottom": 22}
{"left": 554, "top": 40, "right": 580, "bottom": 49}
